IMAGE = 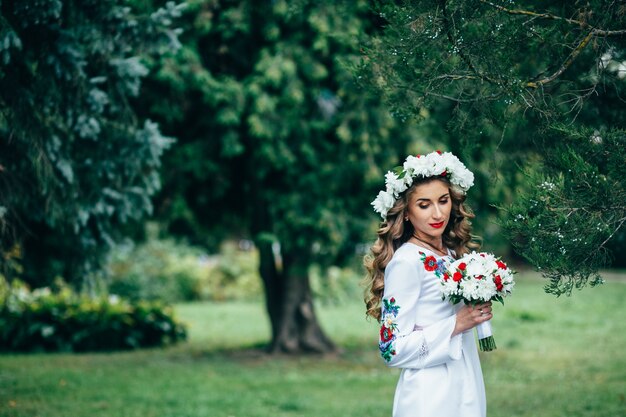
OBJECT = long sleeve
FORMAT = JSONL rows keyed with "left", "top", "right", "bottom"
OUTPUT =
{"left": 379, "top": 255, "right": 463, "bottom": 369}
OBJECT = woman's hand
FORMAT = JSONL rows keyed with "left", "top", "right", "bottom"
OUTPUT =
{"left": 452, "top": 302, "right": 493, "bottom": 337}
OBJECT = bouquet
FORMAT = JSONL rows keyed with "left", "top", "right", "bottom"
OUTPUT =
{"left": 441, "top": 252, "right": 515, "bottom": 351}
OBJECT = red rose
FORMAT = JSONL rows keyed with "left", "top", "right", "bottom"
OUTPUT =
{"left": 423, "top": 256, "right": 438, "bottom": 271}
{"left": 443, "top": 273, "right": 450, "bottom": 282}
{"left": 436, "top": 150, "right": 442, "bottom": 155}
{"left": 390, "top": 297, "right": 395, "bottom": 303}
{"left": 495, "top": 275, "right": 503, "bottom": 291}
{"left": 496, "top": 260, "right": 507, "bottom": 270}
{"left": 380, "top": 326, "right": 394, "bottom": 342}
{"left": 440, "top": 170, "right": 447, "bottom": 177}
{"left": 458, "top": 262, "right": 467, "bottom": 271}
{"left": 453, "top": 272, "right": 463, "bottom": 282}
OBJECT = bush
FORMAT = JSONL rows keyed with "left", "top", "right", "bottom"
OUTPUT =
{"left": 309, "top": 263, "right": 364, "bottom": 306}
{"left": 0, "top": 278, "right": 187, "bottom": 353}
{"left": 105, "top": 236, "right": 363, "bottom": 304}
{"left": 105, "top": 239, "right": 263, "bottom": 303}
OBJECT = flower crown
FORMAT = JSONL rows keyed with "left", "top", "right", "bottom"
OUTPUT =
{"left": 371, "top": 151, "right": 474, "bottom": 219}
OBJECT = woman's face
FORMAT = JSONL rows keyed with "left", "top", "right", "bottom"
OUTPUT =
{"left": 405, "top": 179, "right": 452, "bottom": 242}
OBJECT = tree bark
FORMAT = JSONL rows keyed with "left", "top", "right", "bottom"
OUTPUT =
{"left": 257, "top": 240, "right": 337, "bottom": 354}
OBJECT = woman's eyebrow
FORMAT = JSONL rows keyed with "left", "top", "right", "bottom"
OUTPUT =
{"left": 416, "top": 193, "right": 449, "bottom": 202}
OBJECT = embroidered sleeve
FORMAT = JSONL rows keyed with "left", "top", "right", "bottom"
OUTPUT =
{"left": 380, "top": 255, "right": 462, "bottom": 369}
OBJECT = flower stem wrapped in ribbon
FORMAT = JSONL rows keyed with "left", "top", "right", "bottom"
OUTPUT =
{"left": 441, "top": 252, "right": 515, "bottom": 351}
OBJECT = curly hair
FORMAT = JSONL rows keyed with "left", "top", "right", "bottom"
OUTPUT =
{"left": 363, "top": 177, "right": 479, "bottom": 321}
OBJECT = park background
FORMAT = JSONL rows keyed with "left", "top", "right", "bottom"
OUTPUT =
{"left": 0, "top": 1, "right": 625, "bottom": 416}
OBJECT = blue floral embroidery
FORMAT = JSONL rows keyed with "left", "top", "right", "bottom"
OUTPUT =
{"left": 379, "top": 297, "right": 400, "bottom": 362}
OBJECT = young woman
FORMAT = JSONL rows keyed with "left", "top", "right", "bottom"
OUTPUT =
{"left": 364, "top": 151, "right": 491, "bottom": 417}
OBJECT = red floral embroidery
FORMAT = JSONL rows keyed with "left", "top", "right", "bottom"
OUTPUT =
{"left": 453, "top": 272, "right": 463, "bottom": 282}
{"left": 423, "top": 256, "right": 438, "bottom": 271}
{"left": 496, "top": 260, "right": 507, "bottom": 270}
{"left": 458, "top": 262, "right": 467, "bottom": 271}
{"left": 380, "top": 326, "right": 394, "bottom": 342}
{"left": 379, "top": 298, "right": 400, "bottom": 362}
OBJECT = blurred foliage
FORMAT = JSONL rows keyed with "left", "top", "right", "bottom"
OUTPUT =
{"left": 364, "top": 0, "right": 626, "bottom": 294}
{"left": 105, "top": 237, "right": 263, "bottom": 303}
{"left": 309, "top": 261, "right": 364, "bottom": 306}
{"left": 130, "top": 0, "right": 429, "bottom": 352}
{"left": 0, "top": 1, "right": 184, "bottom": 288}
{"left": 104, "top": 232, "right": 361, "bottom": 304}
{"left": 0, "top": 276, "right": 187, "bottom": 352}
{"left": 135, "top": 0, "right": 419, "bottom": 269}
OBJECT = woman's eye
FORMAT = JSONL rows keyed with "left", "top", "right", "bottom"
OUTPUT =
{"left": 440, "top": 199, "right": 449, "bottom": 204}
{"left": 419, "top": 204, "right": 429, "bottom": 209}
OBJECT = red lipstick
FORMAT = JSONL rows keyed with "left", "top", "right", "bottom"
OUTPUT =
{"left": 429, "top": 222, "right": 445, "bottom": 229}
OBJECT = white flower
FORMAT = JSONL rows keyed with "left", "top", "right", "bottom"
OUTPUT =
{"left": 373, "top": 151, "right": 475, "bottom": 219}
{"left": 431, "top": 154, "right": 448, "bottom": 175}
{"left": 443, "top": 251, "right": 515, "bottom": 303}
{"left": 440, "top": 277, "right": 459, "bottom": 298}
{"left": 385, "top": 171, "right": 406, "bottom": 195}
{"left": 465, "top": 258, "right": 485, "bottom": 278}
{"left": 403, "top": 155, "right": 428, "bottom": 175}
{"left": 371, "top": 191, "right": 396, "bottom": 218}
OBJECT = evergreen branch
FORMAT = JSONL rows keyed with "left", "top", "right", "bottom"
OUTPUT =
{"left": 433, "top": 74, "right": 481, "bottom": 81}
{"left": 580, "top": 215, "right": 626, "bottom": 270}
{"left": 439, "top": 0, "right": 499, "bottom": 85}
{"left": 525, "top": 30, "right": 595, "bottom": 88}
{"left": 390, "top": 82, "right": 503, "bottom": 103}
{"left": 478, "top": 0, "right": 626, "bottom": 36}
{"left": 425, "top": 91, "right": 504, "bottom": 103}
{"left": 550, "top": 206, "right": 626, "bottom": 212}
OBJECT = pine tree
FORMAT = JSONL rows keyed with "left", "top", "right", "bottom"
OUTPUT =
{"left": 364, "top": 0, "right": 626, "bottom": 295}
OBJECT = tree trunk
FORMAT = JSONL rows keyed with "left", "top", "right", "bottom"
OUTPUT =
{"left": 257, "top": 240, "right": 337, "bottom": 354}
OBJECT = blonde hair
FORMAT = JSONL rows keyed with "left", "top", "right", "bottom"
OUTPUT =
{"left": 363, "top": 177, "right": 479, "bottom": 321}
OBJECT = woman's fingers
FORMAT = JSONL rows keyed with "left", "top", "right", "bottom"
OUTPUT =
{"left": 471, "top": 303, "right": 493, "bottom": 321}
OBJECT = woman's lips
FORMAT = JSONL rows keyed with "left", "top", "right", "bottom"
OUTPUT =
{"left": 430, "top": 222, "right": 445, "bottom": 229}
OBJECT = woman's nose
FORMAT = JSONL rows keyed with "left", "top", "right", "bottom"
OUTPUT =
{"left": 433, "top": 205, "right": 443, "bottom": 219}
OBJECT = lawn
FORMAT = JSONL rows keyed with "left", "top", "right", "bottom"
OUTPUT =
{"left": 0, "top": 273, "right": 625, "bottom": 417}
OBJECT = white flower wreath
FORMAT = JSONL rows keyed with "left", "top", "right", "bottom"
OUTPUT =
{"left": 371, "top": 151, "right": 474, "bottom": 219}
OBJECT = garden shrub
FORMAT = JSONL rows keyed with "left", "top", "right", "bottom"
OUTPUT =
{"left": 0, "top": 278, "right": 187, "bottom": 353}
{"left": 105, "top": 239, "right": 263, "bottom": 302}
{"left": 310, "top": 263, "right": 364, "bottom": 306}
{"left": 105, "top": 237, "right": 363, "bottom": 304}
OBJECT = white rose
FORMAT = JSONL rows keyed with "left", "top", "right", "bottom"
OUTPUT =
{"left": 385, "top": 171, "right": 406, "bottom": 195}
{"left": 371, "top": 191, "right": 396, "bottom": 218}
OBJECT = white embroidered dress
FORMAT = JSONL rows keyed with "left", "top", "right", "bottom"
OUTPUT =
{"left": 379, "top": 242, "right": 486, "bottom": 417}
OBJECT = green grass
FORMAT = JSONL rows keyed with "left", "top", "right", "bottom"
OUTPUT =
{"left": 1, "top": 273, "right": 625, "bottom": 417}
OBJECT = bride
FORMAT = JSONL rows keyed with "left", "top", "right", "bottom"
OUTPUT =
{"left": 364, "top": 151, "right": 492, "bottom": 417}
